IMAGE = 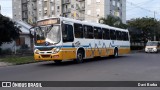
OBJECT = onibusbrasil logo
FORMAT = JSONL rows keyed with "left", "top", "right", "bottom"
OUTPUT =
{"left": 2, "top": 82, "right": 42, "bottom": 88}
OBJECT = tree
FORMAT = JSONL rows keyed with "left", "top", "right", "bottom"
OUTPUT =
{"left": 0, "top": 14, "right": 21, "bottom": 46}
{"left": 99, "top": 15, "right": 127, "bottom": 29}
{"left": 127, "top": 17, "right": 160, "bottom": 43}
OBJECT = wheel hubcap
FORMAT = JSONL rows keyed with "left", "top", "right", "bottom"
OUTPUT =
{"left": 116, "top": 52, "right": 118, "bottom": 56}
{"left": 78, "top": 53, "right": 82, "bottom": 60}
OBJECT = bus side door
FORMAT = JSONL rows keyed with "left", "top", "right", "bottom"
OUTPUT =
{"left": 62, "top": 22, "right": 76, "bottom": 60}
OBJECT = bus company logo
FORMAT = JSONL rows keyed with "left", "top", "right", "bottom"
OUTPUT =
{"left": 2, "top": 82, "right": 11, "bottom": 87}
{"left": 74, "top": 41, "right": 81, "bottom": 47}
{"left": 45, "top": 41, "right": 50, "bottom": 46}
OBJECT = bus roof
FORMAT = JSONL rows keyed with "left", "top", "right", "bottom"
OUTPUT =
{"left": 37, "top": 17, "right": 128, "bottom": 32}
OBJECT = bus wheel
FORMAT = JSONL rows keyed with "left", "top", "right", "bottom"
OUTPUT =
{"left": 114, "top": 48, "right": 118, "bottom": 57}
{"left": 54, "top": 60, "right": 62, "bottom": 64}
{"left": 75, "top": 50, "right": 84, "bottom": 63}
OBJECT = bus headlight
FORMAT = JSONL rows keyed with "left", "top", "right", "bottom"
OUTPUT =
{"left": 53, "top": 47, "right": 61, "bottom": 53}
{"left": 34, "top": 49, "right": 39, "bottom": 54}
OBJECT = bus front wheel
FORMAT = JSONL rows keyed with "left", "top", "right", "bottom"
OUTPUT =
{"left": 54, "top": 60, "right": 62, "bottom": 64}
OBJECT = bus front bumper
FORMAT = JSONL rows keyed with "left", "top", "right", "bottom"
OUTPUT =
{"left": 34, "top": 53, "right": 63, "bottom": 61}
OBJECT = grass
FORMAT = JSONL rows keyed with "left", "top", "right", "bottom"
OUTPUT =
{"left": 0, "top": 56, "right": 36, "bottom": 65}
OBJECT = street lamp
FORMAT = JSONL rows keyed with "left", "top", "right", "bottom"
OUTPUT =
{"left": 154, "top": 11, "right": 156, "bottom": 41}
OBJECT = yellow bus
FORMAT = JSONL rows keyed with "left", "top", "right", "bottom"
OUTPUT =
{"left": 33, "top": 17, "right": 130, "bottom": 63}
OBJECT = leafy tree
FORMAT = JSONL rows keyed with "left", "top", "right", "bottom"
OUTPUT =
{"left": 127, "top": 17, "right": 160, "bottom": 44}
{"left": 0, "top": 14, "right": 21, "bottom": 46}
{"left": 99, "top": 15, "right": 127, "bottom": 29}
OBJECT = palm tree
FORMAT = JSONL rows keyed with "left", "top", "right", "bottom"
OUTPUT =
{"left": 99, "top": 15, "right": 127, "bottom": 29}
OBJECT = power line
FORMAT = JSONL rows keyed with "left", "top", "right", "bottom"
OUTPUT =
{"left": 126, "top": 1, "right": 160, "bottom": 19}
{"left": 135, "top": 0, "right": 155, "bottom": 6}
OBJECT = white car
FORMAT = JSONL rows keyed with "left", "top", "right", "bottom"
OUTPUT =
{"left": 145, "top": 41, "right": 160, "bottom": 53}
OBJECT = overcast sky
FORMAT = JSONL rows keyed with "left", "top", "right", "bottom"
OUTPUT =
{"left": 127, "top": 0, "right": 160, "bottom": 20}
{"left": 0, "top": 0, "right": 12, "bottom": 18}
{"left": 0, "top": 0, "right": 160, "bottom": 20}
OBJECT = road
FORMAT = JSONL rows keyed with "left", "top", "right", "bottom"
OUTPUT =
{"left": 0, "top": 52, "right": 160, "bottom": 90}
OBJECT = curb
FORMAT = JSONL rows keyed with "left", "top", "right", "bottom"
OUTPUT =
{"left": 130, "top": 50, "right": 144, "bottom": 53}
{"left": 0, "top": 61, "right": 45, "bottom": 67}
{"left": 0, "top": 62, "right": 13, "bottom": 67}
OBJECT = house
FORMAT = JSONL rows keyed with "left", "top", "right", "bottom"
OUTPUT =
{"left": 1, "top": 20, "right": 34, "bottom": 52}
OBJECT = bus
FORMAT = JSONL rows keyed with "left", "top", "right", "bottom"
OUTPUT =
{"left": 33, "top": 17, "right": 130, "bottom": 63}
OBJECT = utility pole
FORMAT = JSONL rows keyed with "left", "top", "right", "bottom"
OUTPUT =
{"left": 154, "top": 11, "right": 156, "bottom": 41}
{"left": 0, "top": 5, "right": 1, "bottom": 14}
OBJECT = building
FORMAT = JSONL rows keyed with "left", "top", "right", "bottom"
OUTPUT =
{"left": 61, "top": 0, "right": 85, "bottom": 20}
{"left": 12, "top": 0, "right": 22, "bottom": 21}
{"left": 37, "top": 0, "right": 85, "bottom": 21}
{"left": 85, "top": 0, "right": 126, "bottom": 23}
{"left": 13, "top": 0, "right": 126, "bottom": 24}
{"left": 37, "top": 0, "right": 61, "bottom": 20}
{"left": 12, "top": 0, "right": 37, "bottom": 25}
{"left": 37, "top": 0, "right": 126, "bottom": 23}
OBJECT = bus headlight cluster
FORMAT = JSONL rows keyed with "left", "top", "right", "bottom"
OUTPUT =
{"left": 34, "top": 49, "right": 40, "bottom": 54}
{"left": 53, "top": 47, "right": 61, "bottom": 53}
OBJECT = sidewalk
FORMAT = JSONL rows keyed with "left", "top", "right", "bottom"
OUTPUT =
{"left": 0, "top": 62, "right": 12, "bottom": 67}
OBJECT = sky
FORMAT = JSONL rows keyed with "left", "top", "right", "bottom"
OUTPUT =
{"left": 0, "top": 0, "right": 12, "bottom": 18}
{"left": 0, "top": 0, "right": 160, "bottom": 20}
{"left": 126, "top": 0, "right": 160, "bottom": 20}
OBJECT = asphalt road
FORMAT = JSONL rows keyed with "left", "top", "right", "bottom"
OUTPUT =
{"left": 0, "top": 52, "right": 160, "bottom": 90}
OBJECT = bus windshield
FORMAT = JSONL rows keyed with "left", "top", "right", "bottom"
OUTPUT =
{"left": 34, "top": 25, "right": 61, "bottom": 45}
{"left": 146, "top": 42, "right": 158, "bottom": 46}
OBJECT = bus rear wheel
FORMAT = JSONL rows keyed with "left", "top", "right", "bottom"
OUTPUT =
{"left": 75, "top": 50, "right": 84, "bottom": 63}
{"left": 114, "top": 48, "right": 118, "bottom": 57}
{"left": 54, "top": 60, "right": 62, "bottom": 64}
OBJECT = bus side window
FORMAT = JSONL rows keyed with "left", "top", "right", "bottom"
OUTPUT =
{"left": 120, "top": 31, "right": 123, "bottom": 40}
{"left": 122, "top": 32, "right": 129, "bottom": 41}
{"left": 94, "top": 27, "right": 102, "bottom": 39}
{"left": 102, "top": 28, "right": 110, "bottom": 40}
{"left": 110, "top": 29, "right": 116, "bottom": 40}
{"left": 74, "top": 23, "right": 83, "bottom": 38}
{"left": 84, "top": 25, "right": 93, "bottom": 39}
{"left": 116, "top": 31, "right": 122, "bottom": 40}
{"left": 62, "top": 24, "right": 74, "bottom": 42}
{"left": 121, "top": 32, "right": 124, "bottom": 41}
{"left": 125, "top": 32, "right": 129, "bottom": 41}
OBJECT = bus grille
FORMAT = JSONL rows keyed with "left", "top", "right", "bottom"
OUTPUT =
{"left": 37, "top": 47, "right": 54, "bottom": 51}
{"left": 41, "top": 55, "right": 51, "bottom": 58}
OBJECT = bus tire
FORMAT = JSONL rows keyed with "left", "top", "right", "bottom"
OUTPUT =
{"left": 114, "top": 48, "right": 118, "bottom": 57}
{"left": 75, "top": 50, "right": 84, "bottom": 63}
{"left": 54, "top": 60, "right": 62, "bottom": 64}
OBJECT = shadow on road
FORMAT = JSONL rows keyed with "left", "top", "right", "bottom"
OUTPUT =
{"left": 38, "top": 55, "right": 128, "bottom": 67}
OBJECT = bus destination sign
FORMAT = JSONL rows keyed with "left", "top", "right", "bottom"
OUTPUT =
{"left": 37, "top": 18, "right": 60, "bottom": 26}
